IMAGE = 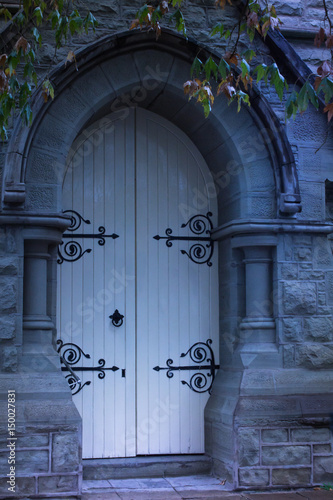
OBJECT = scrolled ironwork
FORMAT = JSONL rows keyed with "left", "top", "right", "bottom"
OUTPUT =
{"left": 58, "top": 210, "right": 119, "bottom": 264}
{"left": 57, "top": 340, "right": 119, "bottom": 395}
{"left": 153, "top": 339, "right": 219, "bottom": 394}
{"left": 153, "top": 212, "right": 214, "bottom": 266}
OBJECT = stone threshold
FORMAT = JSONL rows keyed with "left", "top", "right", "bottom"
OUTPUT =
{"left": 83, "top": 455, "right": 212, "bottom": 480}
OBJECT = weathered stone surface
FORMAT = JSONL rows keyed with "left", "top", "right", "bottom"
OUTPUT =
{"left": 262, "top": 445, "right": 311, "bottom": 466}
{"left": 38, "top": 474, "right": 78, "bottom": 493}
{"left": 283, "top": 345, "right": 295, "bottom": 368}
{"left": 2, "top": 346, "right": 18, "bottom": 372}
{"left": 238, "top": 468, "right": 269, "bottom": 486}
{"left": 283, "top": 318, "right": 303, "bottom": 342}
{"left": 314, "top": 456, "right": 333, "bottom": 483}
{"left": 313, "top": 444, "right": 331, "bottom": 454}
{"left": 304, "top": 316, "right": 333, "bottom": 342}
{"left": 16, "top": 434, "right": 49, "bottom": 448}
{"left": 0, "top": 278, "right": 17, "bottom": 313}
{"left": 281, "top": 263, "right": 298, "bottom": 280}
{"left": 261, "top": 429, "right": 288, "bottom": 443}
{"left": 272, "top": 467, "right": 311, "bottom": 486}
{"left": 294, "top": 247, "right": 312, "bottom": 261}
{"left": 299, "top": 270, "right": 325, "bottom": 280}
{"left": 238, "top": 428, "right": 260, "bottom": 467}
{"left": 0, "top": 450, "right": 48, "bottom": 475}
{"left": 296, "top": 344, "right": 333, "bottom": 369}
{"left": 0, "top": 257, "right": 18, "bottom": 276}
{"left": 283, "top": 282, "right": 317, "bottom": 315}
{"left": 291, "top": 428, "right": 330, "bottom": 443}
{"left": 0, "top": 315, "right": 16, "bottom": 340}
{"left": 0, "top": 476, "right": 35, "bottom": 497}
{"left": 52, "top": 433, "right": 80, "bottom": 472}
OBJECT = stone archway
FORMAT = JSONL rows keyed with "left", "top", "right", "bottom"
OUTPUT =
{"left": 1, "top": 30, "right": 302, "bottom": 497}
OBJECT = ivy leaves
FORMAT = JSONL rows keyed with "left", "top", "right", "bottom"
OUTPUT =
{"left": 0, "top": 0, "right": 97, "bottom": 140}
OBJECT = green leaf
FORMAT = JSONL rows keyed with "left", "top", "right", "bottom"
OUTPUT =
{"left": 240, "top": 59, "right": 250, "bottom": 78}
{"left": 191, "top": 56, "right": 202, "bottom": 78}
{"left": 83, "top": 12, "right": 98, "bottom": 34}
{"left": 285, "top": 90, "right": 298, "bottom": 120}
{"left": 305, "top": 81, "right": 319, "bottom": 110}
{"left": 210, "top": 23, "right": 224, "bottom": 37}
{"left": 171, "top": 9, "right": 186, "bottom": 37}
{"left": 247, "top": 27, "right": 255, "bottom": 42}
{"left": 218, "top": 58, "right": 230, "bottom": 80}
{"left": 317, "top": 77, "right": 333, "bottom": 104}
{"left": 242, "top": 49, "right": 256, "bottom": 62}
{"left": 49, "top": 9, "right": 60, "bottom": 30}
{"left": 268, "top": 63, "right": 286, "bottom": 100}
{"left": 20, "top": 101, "right": 33, "bottom": 126}
{"left": 172, "top": 0, "right": 183, "bottom": 7}
{"left": 34, "top": 6, "right": 43, "bottom": 25}
{"left": 32, "top": 27, "right": 42, "bottom": 47}
{"left": 204, "top": 57, "right": 218, "bottom": 81}
{"left": 137, "top": 4, "right": 149, "bottom": 23}
{"left": 254, "top": 63, "right": 267, "bottom": 83}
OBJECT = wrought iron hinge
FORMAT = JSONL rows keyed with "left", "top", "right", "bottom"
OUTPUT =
{"left": 153, "top": 212, "right": 215, "bottom": 266}
{"left": 153, "top": 339, "right": 219, "bottom": 394}
{"left": 57, "top": 340, "right": 119, "bottom": 395}
{"left": 58, "top": 210, "right": 119, "bottom": 264}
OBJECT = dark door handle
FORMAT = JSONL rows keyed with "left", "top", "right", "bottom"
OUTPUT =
{"left": 109, "top": 309, "right": 124, "bottom": 327}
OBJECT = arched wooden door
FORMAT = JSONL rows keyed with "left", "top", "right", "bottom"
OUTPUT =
{"left": 57, "top": 108, "right": 219, "bottom": 458}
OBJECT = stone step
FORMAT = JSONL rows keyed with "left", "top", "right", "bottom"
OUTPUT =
{"left": 83, "top": 455, "right": 212, "bottom": 480}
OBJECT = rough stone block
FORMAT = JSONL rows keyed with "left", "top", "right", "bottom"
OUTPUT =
{"left": 0, "top": 278, "right": 17, "bottom": 313}
{"left": 291, "top": 428, "right": 330, "bottom": 443}
{"left": 0, "top": 450, "right": 48, "bottom": 475}
{"left": 283, "top": 282, "right": 317, "bottom": 315}
{"left": 2, "top": 346, "right": 18, "bottom": 372}
{"left": 238, "top": 468, "right": 269, "bottom": 486}
{"left": 283, "top": 318, "right": 303, "bottom": 342}
{"left": 238, "top": 428, "right": 260, "bottom": 467}
{"left": 0, "top": 315, "right": 16, "bottom": 340}
{"left": 0, "top": 257, "right": 18, "bottom": 276}
{"left": 0, "top": 476, "right": 35, "bottom": 497}
{"left": 294, "top": 247, "right": 312, "bottom": 261}
{"left": 304, "top": 316, "right": 333, "bottom": 342}
{"left": 281, "top": 263, "right": 298, "bottom": 280}
{"left": 262, "top": 429, "right": 289, "bottom": 443}
{"left": 283, "top": 345, "right": 295, "bottom": 368}
{"left": 262, "top": 445, "right": 311, "bottom": 465}
{"left": 296, "top": 344, "right": 333, "bottom": 369}
{"left": 299, "top": 270, "right": 325, "bottom": 280}
{"left": 38, "top": 474, "right": 78, "bottom": 493}
{"left": 16, "top": 434, "right": 49, "bottom": 448}
{"left": 313, "top": 237, "right": 333, "bottom": 269}
{"left": 314, "top": 456, "right": 333, "bottom": 483}
{"left": 272, "top": 467, "right": 311, "bottom": 486}
{"left": 52, "top": 433, "right": 80, "bottom": 472}
{"left": 314, "top": 444, "right": 331, "bottom": 454}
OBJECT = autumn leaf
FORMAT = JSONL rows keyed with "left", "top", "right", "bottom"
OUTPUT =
{"left": 65, "top": 50, "right": 77, "bottom": 70}
{"left": 247, "top": 11, "right": 259, "bottom": 30}
{"left": 225, "top": 51, "right": 238, "bottom": 66}
{"left": 14, "top": 36, "right": 29, "bottom": 55}
{"left": 160, "top": 1, "right": 169, "bottom": 14}
{"left": 314, "top": 27, "right": 326, "bottom": 48}
{"left": 130, "top": 19, "right": 140, "bottom": 30}
{"left": 0, "top": 54, "right": 7, "bottom": 68}
{"left": 317, "top": 60, "right": 332, "bottom": 78}
{"left": 183, "top": 80, "right": 200, "bottom": 96}
{"left": 326, "top": 34, "right": 333, "bottom": 49}
{"left": 215, "top": 0, "right": 232, "bottom": 8}
{"left": 324, "top": 103, "right": 333, "bottom": 122}
{"left": 217, "top": 80, "right": 236, "bottom": 99}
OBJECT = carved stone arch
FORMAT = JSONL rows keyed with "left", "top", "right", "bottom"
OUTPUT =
{"left": 2, "top": 29, "right": 301, "bottom": 217}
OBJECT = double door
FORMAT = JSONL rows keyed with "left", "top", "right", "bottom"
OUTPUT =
{"left": 57, "top": 108, "right": 219, "bottom": 458}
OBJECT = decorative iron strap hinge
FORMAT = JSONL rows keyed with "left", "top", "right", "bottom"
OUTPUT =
{"left": 153, "top": 339, "right": 219, "bottom": 394}
{"left": 57, "top": 340, "right": 119, "bottom": 395}
{"left": 57, "top": 210, "right": 119, "bottom": 264}
{"left": 153, "top": 212, "right": 214, "bottom": 266}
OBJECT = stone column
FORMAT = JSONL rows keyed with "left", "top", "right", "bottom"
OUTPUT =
{"left": 239, "top": 245, "right": 275, "bottom": 343}
{"left": 21, "top": 227, "right": 64, "bottom": 371}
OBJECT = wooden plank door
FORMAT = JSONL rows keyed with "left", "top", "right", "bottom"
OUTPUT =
{"left": 135, "top": 109, "right": 219, "bottom": 455}
{"left": 57, "top": 107, "right": 219, "bottom": 458}
{"left": 57, "top": 111, "right": 136, "bottom": 458}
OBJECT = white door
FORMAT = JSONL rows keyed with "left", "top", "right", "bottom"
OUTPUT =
{"left": 57, "top": 108, "right": 219, "bottom": 458}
